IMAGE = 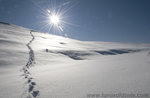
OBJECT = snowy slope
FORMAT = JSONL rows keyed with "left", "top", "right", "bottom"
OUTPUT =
{"left": 0, "top": 22, "right": 150, "bottom": 98}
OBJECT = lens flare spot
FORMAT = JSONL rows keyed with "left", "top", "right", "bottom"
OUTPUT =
{"left": 49, "top": 15, "right": 60, "bottom": 25}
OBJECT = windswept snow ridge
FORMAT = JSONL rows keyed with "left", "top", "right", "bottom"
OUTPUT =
{"left": 22, "top": 31, "right": 40, "bottom": 98}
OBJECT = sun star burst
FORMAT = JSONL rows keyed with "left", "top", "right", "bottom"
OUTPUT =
{"left": 49, "top": 15, "right": 60, "bottom": 25}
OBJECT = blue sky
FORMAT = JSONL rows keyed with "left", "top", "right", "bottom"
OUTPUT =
{"left": 0, "top": 0, "right": 150, "bottom": 43}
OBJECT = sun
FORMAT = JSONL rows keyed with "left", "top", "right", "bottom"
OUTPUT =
{"left": 49, "top": 15, "right": 60, "bottom": 25}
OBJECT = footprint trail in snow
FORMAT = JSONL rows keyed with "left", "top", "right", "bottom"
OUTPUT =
{"left": 22, "top": 31, "right": 40, "bottom": 98}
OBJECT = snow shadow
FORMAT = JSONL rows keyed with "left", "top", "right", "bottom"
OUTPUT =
{"left": 47, "top": 50, "right": 92, "bottom": 60}
{"left": 95, "top": 49, "right": 140, "bottom": 55}
{"left": 46, "top": 49, "right": 141, "bottom": 60}
{"left": 58, "top": 51, "right": 91, "bottom": 60}
{"left": 59, "top": 42, "right": 66, "bottom": 45}
{"left": 0, "top": 39, "right": 20, "bottom": 45}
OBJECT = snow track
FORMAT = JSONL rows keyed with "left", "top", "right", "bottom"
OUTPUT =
{"left": 22, "top": 31, "right": 40, "bottom": 98}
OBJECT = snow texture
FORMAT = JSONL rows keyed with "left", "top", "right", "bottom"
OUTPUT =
{"left": 0, "top": 22, "right": 150, "bottom": 98}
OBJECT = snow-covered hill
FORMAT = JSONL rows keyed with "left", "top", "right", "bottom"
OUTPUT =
{"left": 0, "top": 22, "right": 150, "bottom": 98}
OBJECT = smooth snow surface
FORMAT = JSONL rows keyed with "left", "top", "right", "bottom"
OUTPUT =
{"left": 0, "top": 23, "right": 150, "bottom": 98}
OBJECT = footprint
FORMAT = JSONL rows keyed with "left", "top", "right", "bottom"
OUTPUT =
{"left": 28, "top": 78, "right": 32, "bottom": 83}
{"left": 31, "top": 82, "right": 36, "bottom": 85}
{"left": 32, "top": 91, "right": 40, "bottom": 97}
{"left": 25, "top": 74, "right": 29, "bottom": 79}
{"left": 29, "top": 85, "right": 34, "bottom": 92}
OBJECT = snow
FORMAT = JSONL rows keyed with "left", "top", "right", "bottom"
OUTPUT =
{"left": 0, "top": 22, "right": 150, "bottom": 98}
